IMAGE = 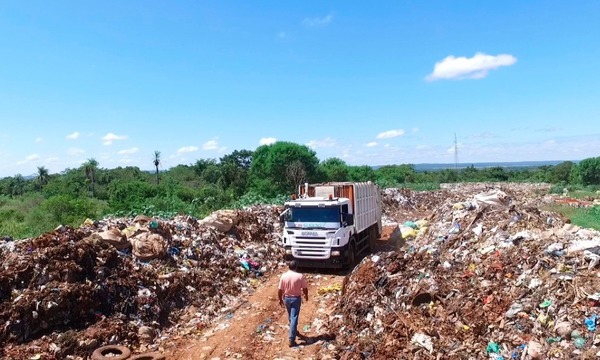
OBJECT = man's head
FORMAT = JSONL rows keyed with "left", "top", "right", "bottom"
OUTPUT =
{"left": 288, "top": 260, "right": 298, "bottom": 271}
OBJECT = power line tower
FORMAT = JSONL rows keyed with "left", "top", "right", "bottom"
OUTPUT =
{"left": 454, "top": 133, "right": 459, "bottom": 170}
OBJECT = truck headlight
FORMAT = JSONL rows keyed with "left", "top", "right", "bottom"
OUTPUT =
{"left": 331, "top": 250, "right": 341, "bottom": 256}
{"left": 285, "top": 249, "right": 293, "bottom": 255}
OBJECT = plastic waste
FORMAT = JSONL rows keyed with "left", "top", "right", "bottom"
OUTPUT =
{"left": 400, "top": 226, "right": 417, "bottom": 239}
{"left": 448, "top": 223, "right": 460, "bottom": 234}
{"left": 415, "top": 219, "right": 429, "bottom": 228}
{"left": 585, "top": 314, "right": 597, "bottom": 331}
{"left": 411, "top": 333, "right": 433, "bottom": 353}
{"left": 403, "top": 221, "right": 417, "bottom": 229}
{"left": 539, "top": 300, "right": 552, "bottom": 308}
{"left": 573, "top": 337, "right": 587, "bottom": 349}
{"left": 486, "top": 341, "right": 500, "bottom": 354}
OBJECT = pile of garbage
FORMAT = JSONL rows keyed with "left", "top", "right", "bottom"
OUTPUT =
{"left": 0, "top": 205, "right": 283, "bottom": 359}
{"left": 332, "top": 184, "right": 600, "bottom": 359}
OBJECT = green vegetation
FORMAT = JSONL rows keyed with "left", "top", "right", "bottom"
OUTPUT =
{"left": 1, "top": 142, "right": 599, "bottom": 239}
{"left": 543, "top": 204, "right": 600, "bottom": 231}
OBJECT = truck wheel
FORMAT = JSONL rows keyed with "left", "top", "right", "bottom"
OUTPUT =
{"left": 368, "top": 227, "right": 377, "bottom": 253}
{"left": 346, "top": 241, "right": 356, "bottom": 268}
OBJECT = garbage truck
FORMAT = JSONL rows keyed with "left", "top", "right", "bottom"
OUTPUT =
{"left": 279, "top": 182, "right": 382, "bottom": 268}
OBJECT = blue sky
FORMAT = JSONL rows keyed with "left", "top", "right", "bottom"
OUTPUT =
{"left": 1, "top": 1, "right": 599, "bottom": 177}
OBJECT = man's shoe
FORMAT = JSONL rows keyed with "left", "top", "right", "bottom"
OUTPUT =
{"left": 288, "top": 340, "right": 297, "bottom": 348}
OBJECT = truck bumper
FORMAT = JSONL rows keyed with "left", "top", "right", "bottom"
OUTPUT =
{"left": 284, "top": 244, "right": 350, "bottom": 269}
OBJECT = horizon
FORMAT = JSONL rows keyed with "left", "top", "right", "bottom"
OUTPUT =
{"left": 1, "top": 1, "right": 599, "bottom": 178}
{"left": 10, "top": 159, "right": 577, "bottom": 179}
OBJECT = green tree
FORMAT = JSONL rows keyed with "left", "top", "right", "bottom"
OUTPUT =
{"left": 36, "top": 166, "right": 50, "bottom": 191}
{"left": 319, "top": 158, "right": 349, "bottom": 182}
{"left": 348, "top": 165, "right": 377, "bottom": 182}
{"left": 375, "top": 165, "right": 416, "bottom": 186}
{"left": 575, "top": 157, "right": 600, "bottom": 185}
{"left": 153, "top": 150, "right": 161, "bottom": 185}
{"left": 83, "top": 158, "right": 99, "bottom": 197}
{"left": 482, "top": 166, "right": 509, "bottom": 181}
{"left": 219, "top": 150, "right": 254, "bottom": 196}
{"left": 249, "top": 142, "right": 320, "bottom": 195}
{"left": 549, "top": 161, "right": 574, "bottom": 184}
{"left": 8, "top": 175, "right": 27, "bottom": 197}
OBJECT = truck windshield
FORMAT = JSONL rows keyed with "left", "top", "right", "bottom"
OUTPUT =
{"left": 288, "top": 206, "right": 340, "bottom": 223}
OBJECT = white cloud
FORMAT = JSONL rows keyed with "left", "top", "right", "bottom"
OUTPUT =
{"left": 177, "top": 146, "right": 199, "bottom": 154}
{"left": 426, "top": 52, "right": 517, "bottom": 81}
{"left": 306, "top": 137, "right": 337, "bottom": 149}
{"left": 202, "top": 140, "right": 219, "bottom": 150}
{"left": 376, "top": 129, "right": 405, "bottom": 139}
{"left": 66, "top": 131, "right": 80, "bottom": 140}
{"left": 102, "top": 133, "right": 128, "bottom": 145}
{"left": 17, "top": 154, "right": 40, "bottom": 164}
{"left": 259, "top": 137, "right": 277, "bottom": 146}
{"left": 118, "top": 147, "right": 139, "bottom": 155}
{"left": 303, "top": 13, "right": 334, "bottom": 27}
{"left": 67, "top": 148, "right": 86, "bottom": 156}
{"left": 35, "top": 137, "right": 43, "bottom": 143}
{"left": 365, "top": 142, "right": 378, "bottom": 147}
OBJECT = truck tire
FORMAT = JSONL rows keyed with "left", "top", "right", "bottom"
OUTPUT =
{"left": 345, "top": 240, "right": 356, "bottom": 269}
{"left": 368, "top": 227, "right": 377, "bottom": 253}
{"left": 91, "top": 345, "right": 131, "bottom": 360}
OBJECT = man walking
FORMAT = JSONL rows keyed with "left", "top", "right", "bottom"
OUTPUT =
{"left": 278, "top": 261, "right": 309, "bottom": 347}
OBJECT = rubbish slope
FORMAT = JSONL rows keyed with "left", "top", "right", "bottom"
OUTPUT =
{"left": 1, "top": 183, "right": 599, "bottom": 359}
{"left": 331, "top": 183, "right": 600, "bottom": 359}
{"left": 0, "top": 206, "right": 282, "bottom": 359}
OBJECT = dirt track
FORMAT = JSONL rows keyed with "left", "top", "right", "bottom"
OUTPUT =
{"left": 165, "top": 270, "right": 344, "bottom": 360}
{"left": 164, "top": 226, "right": 403, "bottom": 360}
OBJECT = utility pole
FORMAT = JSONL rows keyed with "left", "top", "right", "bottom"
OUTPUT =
{"left": 454, "top": 133, "right": 459, "bottom": 170}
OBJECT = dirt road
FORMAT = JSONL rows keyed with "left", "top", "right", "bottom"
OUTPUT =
{"left": 165, "top": 269, "right": 344, "bottom": 360}
{"left": 163, "top": 225, "right": 401, "bottom": 360}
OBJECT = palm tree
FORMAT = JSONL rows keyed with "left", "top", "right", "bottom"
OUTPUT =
{"left": 153, "top": 151, "right": 161, "bottom": 185}
{"left": 83, "top": 158, "right": 99, "bottom": 197}
{"left": 36, "top": 166, "right": 50, "bottom": 191}
{"left": 9, "top": 174, "right": 26, "bottom": 197}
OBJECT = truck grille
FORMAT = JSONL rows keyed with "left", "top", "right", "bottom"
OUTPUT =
{"left": 291, "top": 237, "right": 330, "bottom": 259}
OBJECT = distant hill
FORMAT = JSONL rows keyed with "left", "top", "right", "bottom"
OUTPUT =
{"left": 412, "top": 160, "right": 575, "bottom": 172}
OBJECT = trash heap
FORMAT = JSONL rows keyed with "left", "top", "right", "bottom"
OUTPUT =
{"left": 0, "top": 205, "right": 283, "bottom": 359}
{"left": 332, "top": 184, "right": 600, "bottom": 359}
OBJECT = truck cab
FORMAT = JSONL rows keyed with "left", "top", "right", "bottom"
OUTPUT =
{"left": 280, "top": 182, "right": 381, "bottom": 268}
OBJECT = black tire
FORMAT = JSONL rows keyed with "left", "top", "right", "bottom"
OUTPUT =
{"left": 345, "top": 240, "right": 356, "bottom": 269}
{"left": 91, "top": 345, "right": 132, "bottom": 360}
{"left": 368, "top": 227, "right": 378, "bottom": 253}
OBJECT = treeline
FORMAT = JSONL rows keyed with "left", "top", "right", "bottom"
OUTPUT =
{"left": 1, "top": 141, "right": 599, "bottom": 239}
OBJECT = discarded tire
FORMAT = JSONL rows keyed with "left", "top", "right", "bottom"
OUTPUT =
{"left": 129, "top": 353, "right": 166, "bottom": 360}
{"left": 91, "top": 345, "right": 132, "bottom": 360}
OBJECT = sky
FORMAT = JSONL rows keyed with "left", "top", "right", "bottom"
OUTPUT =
{"left": 1, "top": 1, "right": 599, "bottom": 178}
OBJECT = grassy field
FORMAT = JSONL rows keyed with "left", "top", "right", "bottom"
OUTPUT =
{"left": 544, "top": 204, "right": 600, "bottom": 231}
